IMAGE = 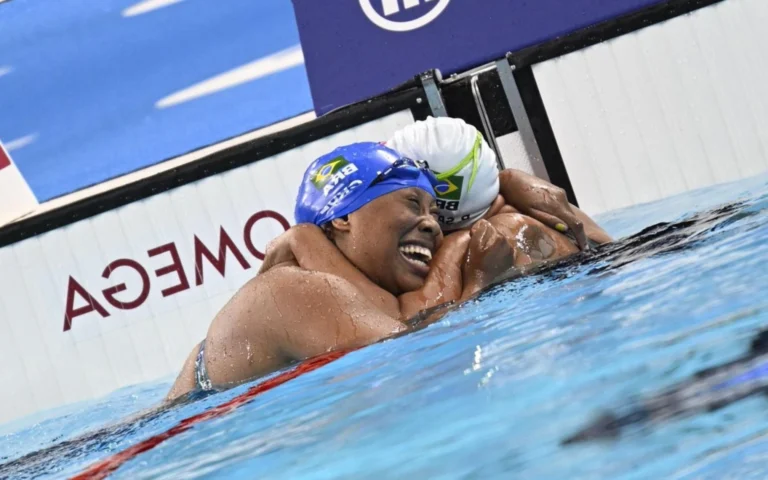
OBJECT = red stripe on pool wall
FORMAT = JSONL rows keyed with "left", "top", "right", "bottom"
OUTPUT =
{"left": 0, "top": 144, "right": 11, "bottom": 170}
{"left": 70, "top": 349, "right": 352, "bottom": 480}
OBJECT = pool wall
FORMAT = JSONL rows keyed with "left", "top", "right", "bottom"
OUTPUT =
{"left": 531, "top": 0, "right": 768, "bottom": 215}
{"left": 0, "top": 108, "right": 419, "bottom": 425}
{"left": 0, "top": 0, "right": 766, "bottom": 425}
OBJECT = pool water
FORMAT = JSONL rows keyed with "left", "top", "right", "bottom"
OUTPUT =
{"left": 2, "top": 173, "right": 768, "bottom": 479}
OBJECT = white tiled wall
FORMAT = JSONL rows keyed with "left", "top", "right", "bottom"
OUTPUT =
{"left": 0, "top": 110, "right": 415, "bottom": 425}
{"left": 534, "top": 0, "right": 768, "bottom": 215}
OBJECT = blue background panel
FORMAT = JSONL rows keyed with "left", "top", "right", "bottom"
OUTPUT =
{"left": 0, "top": 0, "right": 313, "bottom": 201}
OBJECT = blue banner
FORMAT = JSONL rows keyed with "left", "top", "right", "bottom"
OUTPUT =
{"left": 293, "top": 0, "right": 666, "bottom": 115}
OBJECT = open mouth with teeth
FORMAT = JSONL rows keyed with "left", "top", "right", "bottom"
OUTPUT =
{"left": 398, "top": 243, "right": 433, "bottom": 272}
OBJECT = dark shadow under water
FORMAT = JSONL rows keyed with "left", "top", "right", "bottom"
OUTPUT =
{"left": 561, "top": 328, "right": 768, "bottom": 445}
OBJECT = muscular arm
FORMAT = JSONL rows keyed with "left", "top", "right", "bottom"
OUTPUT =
{"left": 260, "top": 224, "right": 400, "bottom": 316}
{"left": 261, "top": 224, "right": 470, "bottom": 321}
{"left": 498, "top": 169, "right": 612, "bottom": 245}
{"left": 570, "top": 206, "right": 613, "bottom": 244}
{"left": 200, "top": 267, "right": 405, "bottom": 389}
{"left": 397, "top": 231, "right": 469, "bottom": 319}
{"left": 402, "top": 218, "right": 517, "bottom": 317}
{"left": 487, "top": 213, "right": 578, "bottom": 266}
{"left": 259, "top": 218, "right": 517, "bottom": 325}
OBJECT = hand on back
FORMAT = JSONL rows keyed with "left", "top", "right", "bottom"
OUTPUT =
{"left": 498, "top": 169, "right": 590, "bottom": 249}
{"left": 258, "top": 227, "right": 301, "bottom": 274}
{"left": 461, "top": 219, "right": 514, "bottom": 297}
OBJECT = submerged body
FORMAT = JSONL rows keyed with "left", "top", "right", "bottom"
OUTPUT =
{"left": 564, "top": 330, "right": 768, "bottom": 444}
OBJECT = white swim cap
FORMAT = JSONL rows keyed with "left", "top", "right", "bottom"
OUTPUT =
{"left": 387, "top": 116, "right": 500, "bottom": 232}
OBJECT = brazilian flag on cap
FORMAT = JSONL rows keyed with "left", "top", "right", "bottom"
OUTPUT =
{"left": 311, "top": 156, "right": 350, "bottom": 190}
{"left": 434, "top": 174, "right": 463, "bottom": 201}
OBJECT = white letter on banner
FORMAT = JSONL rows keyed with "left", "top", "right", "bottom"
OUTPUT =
{"left": 382, "top": 0, "right": 399, "bottom": 15}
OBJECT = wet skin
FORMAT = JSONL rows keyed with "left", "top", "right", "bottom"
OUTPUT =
{"left": 259, "top": 169, "right": 611, "bottom": 321}
{"left": 167, "top": 188, "right": 513, "bottom": 401}
{"left": 497, "top": 169, "right": 613, "bottom": 248}
{"left": 260, "top": 189, "right": 585, "bottom": 322}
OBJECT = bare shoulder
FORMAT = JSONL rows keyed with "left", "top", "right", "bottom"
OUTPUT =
{"left": 206, "top": 266, "right": 403, "bottom": 383}
{"left": 244, "top": 265, "right": 377, "bottom": 304}
{"left": 221, "top": 266, "right": 376, "bottom": 333}
{"left": 258, "top": 266, "right": 404, "bottom": 350}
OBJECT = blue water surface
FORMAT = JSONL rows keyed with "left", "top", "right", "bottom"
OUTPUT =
{"left": 0, "top": 0, "right": 311, "bottom": 202}
{"left": 1, "top": 173, "right": 768, "bottom": 479}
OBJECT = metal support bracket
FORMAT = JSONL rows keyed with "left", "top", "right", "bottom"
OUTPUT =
{"left": 495, "top": 55, "right": 550, "bottom": 180}
{"left": 419, "top": 69, "right": 448, "bottom": 118}
{"left": 470, "top": 75, "right": 506, "bottom": 171}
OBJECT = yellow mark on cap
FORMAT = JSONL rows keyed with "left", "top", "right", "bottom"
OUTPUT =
{"left": 435, "top": 132, "right": 483, "bottom": 194}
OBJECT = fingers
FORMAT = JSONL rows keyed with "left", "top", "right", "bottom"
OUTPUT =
{"left": 467, "top": 220, "right": 507, "bottom": 267}
{"left": 530, "top": 207, "right": 588, "bottom": 251}
{"left": 470, "top": 219, "right": 490, "bottom": 245}
{"left": 469, "top": 218, "right": 488, "bottom": 237}
{"left": 478, "top": 220, "right": 502, "bottom": 251}
{"left": 527, "top": 208, "right": 564, "bottom": 232}
{"left": 541, "top": 188, "right": 589, "bottom": 250}
{"left": 485, "top": 223, "right": 502, "bottom": 249}
{"left": 556, "top": 208, "right": 588, "bottom": 251}
{"left": 259, "top": 232, "right": 295, "bottom": 274}
{"left": 258, "top": 255, "right": 274, "bottom": 275}
{"left": 480, "top": 222, "right": 496, "bottom": 249}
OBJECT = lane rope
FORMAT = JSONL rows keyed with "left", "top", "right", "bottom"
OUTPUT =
{"left": 71, "top": 350, "right": 352, "bottom": 480}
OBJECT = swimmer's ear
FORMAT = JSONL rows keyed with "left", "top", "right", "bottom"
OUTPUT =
{"left": 330, "top": 216, "right": 351, "bottom": 232}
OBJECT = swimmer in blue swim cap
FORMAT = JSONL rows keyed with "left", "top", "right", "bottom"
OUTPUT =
{"left": 167, "top": 142, "right": 513, "bottom": 400}
{"left": 260, "top": 119, "right": 612, "bottom": 320}
{"left": 294, "top": 142, "right": 437, "bottom": 227}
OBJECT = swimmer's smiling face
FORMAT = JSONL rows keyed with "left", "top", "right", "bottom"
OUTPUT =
{"left": 330, "top": 187, "right": 442, "bottom": 296}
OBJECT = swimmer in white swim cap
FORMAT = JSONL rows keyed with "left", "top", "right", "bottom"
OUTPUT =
{"left": 259, "top": 119, "right": 613, "bottom": 321}
{"left": 386, "top": 116, "right": 612, "bottom": 248}
{"left": 386, "top": 116, "right": 500, "bottom": 232}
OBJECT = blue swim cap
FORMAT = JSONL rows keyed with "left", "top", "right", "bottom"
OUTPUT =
{"left": 295, "top": 142, "right": 438, "bottom": 226}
